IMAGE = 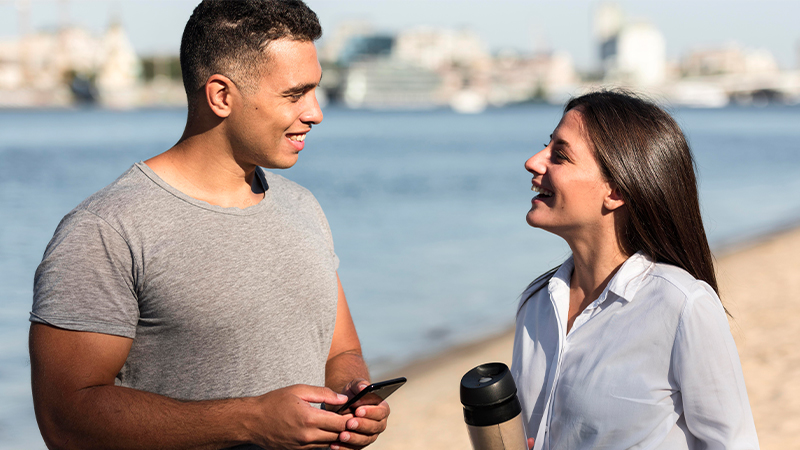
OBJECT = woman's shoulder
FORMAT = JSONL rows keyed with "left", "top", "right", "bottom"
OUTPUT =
{"left": 516, "top": 265, "right": 562, "bottom": 314}
{"left": 525, "top": 265, "right": 561, "bottom": 292}
{"left": 643, "top": 261, "right": 723, "bottom": 317}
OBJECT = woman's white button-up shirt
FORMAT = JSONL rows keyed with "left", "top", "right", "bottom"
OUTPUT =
{"left": 512, "top": 252, "right": 759, "bottom": 450}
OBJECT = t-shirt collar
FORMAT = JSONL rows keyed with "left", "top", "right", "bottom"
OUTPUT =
{"left": 254, "top": 166, "right": 270, "bottom": 192}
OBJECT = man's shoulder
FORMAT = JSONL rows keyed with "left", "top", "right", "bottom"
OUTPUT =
{"left": 71, "top": 163, "right": 161, "bottom": 225}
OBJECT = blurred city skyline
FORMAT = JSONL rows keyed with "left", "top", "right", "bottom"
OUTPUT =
{"left": 0, "top": 0, "right": 798, "bottom": 71}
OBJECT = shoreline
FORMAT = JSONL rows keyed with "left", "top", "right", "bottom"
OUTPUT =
{"left": 370, "top": 224, "right": 800, "bottom": 450}
{"left": 711, "top": 215, "right": 800, "bottom": 258}
{"left": 373, "top": 218, "right": 800, "bottom": 378}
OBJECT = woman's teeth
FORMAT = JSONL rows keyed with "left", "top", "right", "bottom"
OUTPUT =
{"left": 531, "top": 185, "right": 553, "bottom": 197}
{"left": 288, "top": 134, "right": 306, "bottom": 142}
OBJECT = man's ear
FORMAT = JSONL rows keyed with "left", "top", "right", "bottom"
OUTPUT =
{"left": 604, "top": 183, "right": 626, "bottom": 211}
{"left": 204, "top": 74, "right": 237, "bottom": 118}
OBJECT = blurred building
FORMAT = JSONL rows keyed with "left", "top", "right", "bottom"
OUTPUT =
{"left": 343, "top": 60, "right": 443, "bottom": 109}
{"left": 594, "top": 2, "right": 666, "bottom": 87}
{"left": 325, "top": 25, "right": 496, "bottom": 111}
{"left": 395, "top": 27, "right": 492, "bottom": 112}
{"left": 489, "top": 49, "right": 578, "bottom": 106}
{"left": 321, "top": 21, "right": 583, "bottom": 111}
{"left": 681, "top": 45, "right": 780, "bottom": 76}
{"left": 672, "top": 44, "right": 793, "bottom": 107}
{"left": 0, "top": 20, "right": 141, "bottom": 108}
{"left": 325, "top": 28, "right": 445, "bottom": 109}
{"left": 338, "top": 34, "right": 395, "bottom": 65}
{"left": 319, "top": 21, "right": 376, "bottom": 64}
{"left": 393, "top": 27, "right": 491, "bottom": 74}
{"left": 95, "top": 22, "right": 141, "bottom": 108}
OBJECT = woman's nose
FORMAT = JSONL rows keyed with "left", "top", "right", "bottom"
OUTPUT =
{"left": 525, "top": 148, "right": 547, "bottom": 175}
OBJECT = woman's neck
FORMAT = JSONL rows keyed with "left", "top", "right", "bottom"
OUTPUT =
{"left": 566, "top": 231, "right": 629, "bottom": 305}
{"left": 562, "top": 235, "right": 629, "bottom": 334}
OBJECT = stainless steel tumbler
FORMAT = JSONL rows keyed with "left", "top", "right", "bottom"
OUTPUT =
{"left": 460, "top": 362, "right": 527, "bottom": 450}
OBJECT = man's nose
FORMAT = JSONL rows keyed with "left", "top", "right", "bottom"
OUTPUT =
{"left": 301, "top": 90, "right": 324, "bottom": 125}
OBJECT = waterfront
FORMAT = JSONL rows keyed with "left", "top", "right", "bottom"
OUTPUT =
{"left": 1, "top": 104, "right": 800, "bottom": 448}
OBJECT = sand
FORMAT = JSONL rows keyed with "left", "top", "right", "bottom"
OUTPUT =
{"left": 370, "top": 227, "right": 800, "bottom": 450}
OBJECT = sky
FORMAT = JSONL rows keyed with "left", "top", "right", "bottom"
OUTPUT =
{"left": 0, "top": 0, "right": 798, "bottom": 71}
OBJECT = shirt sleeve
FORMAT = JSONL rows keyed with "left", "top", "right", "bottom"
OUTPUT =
{"left": 672, "top": 283, "right": 760, "bottom": 449}
{"left": 31, "top": 208, "right": 140, "bottom": 338}
{"left": 307, "top": 192, "right": 339, "bottom": 271}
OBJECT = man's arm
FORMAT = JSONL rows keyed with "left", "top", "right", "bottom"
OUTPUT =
{"left": 30, "top": 323, "right": 350, "bottom": 450}
{"left": 325, "top": 274, "right": 390, "bottom": 450}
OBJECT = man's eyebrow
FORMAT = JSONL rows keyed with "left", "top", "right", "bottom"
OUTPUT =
{"left": 280, "top": 73, "right": 323, "bottom": 96}
{"left": 280, "top": 82, "right": 318, "bottom": 95}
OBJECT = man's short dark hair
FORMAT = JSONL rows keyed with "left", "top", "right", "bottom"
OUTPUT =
{"left": 180, "top": 0, "right": 322, "bottom": 99}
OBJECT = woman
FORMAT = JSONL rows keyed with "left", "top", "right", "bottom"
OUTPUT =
{"left": 511, "top": 91, "right": 759, "bottom": 450}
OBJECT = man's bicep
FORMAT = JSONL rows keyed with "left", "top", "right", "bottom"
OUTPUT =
{"left": 30, "top": 323, "right": 133, "bottom": 395}
{"left": 327, "top": 273, "right": 362, "bottom": 361}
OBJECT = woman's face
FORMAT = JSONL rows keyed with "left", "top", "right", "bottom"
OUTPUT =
{"left": 524, "top": 108, "right": 616, "bottom": 238}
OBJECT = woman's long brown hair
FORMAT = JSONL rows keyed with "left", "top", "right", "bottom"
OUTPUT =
{"left": 565, "top": 90, "right": 720, "bottom": 296}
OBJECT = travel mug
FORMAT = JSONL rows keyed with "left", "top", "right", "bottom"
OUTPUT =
{"left": 460, "top": 362, "right": 527, "bottom": 450}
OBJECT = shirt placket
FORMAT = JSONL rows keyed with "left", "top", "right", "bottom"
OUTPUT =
{"left": 534, "top": 285, "right": 568, "bottom": 450}
{"left": 538, "top": 292, "right": 606, "bottom": 450}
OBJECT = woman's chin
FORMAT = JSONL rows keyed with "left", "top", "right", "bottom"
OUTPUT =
{"left": 526, "top": 211, "right": 545, "bottom": 228}
{"left": 526, "top": 212, "right": 561, "bottom": 235}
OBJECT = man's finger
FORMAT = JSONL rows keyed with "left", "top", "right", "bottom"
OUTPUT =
{"left": 336, "top": 429, "right": 379, "bottom": 449}
{"left": 299, "top": 428, "right": 345, "bottom": 447}
{"left": 353, "top": 401, "right": 390, "bottom": 421}
{"left": 295, "top": 385, "right": 349, "bottom": 405}
{"left": 344, "top": 415, "right": 387, "bottom": 436}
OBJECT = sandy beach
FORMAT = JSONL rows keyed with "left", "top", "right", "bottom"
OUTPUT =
{"left": 370, "top": 226, "right": 800, "bottom": 450}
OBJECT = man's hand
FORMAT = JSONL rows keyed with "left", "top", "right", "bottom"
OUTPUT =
{"left": 248, "top": 384, "right": 351, "bottom": 450}
{"left": 332, "top": 379, "right": 390, "bottom": 450}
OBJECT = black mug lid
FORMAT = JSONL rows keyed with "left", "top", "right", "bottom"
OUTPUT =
{"left": 460, "top": 362, "right": 517, "bottom": 407}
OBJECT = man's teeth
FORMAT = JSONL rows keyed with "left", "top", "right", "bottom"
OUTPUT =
{"left": 288, "top": 134, "right": 306, "bottom": 142}
{"left": 531, "top": 185, "right": 554, "bottom": 197}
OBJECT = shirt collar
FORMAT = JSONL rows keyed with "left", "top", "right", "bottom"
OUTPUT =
{"left": 606, "top": 251, "right": 654, "bottom": 303}
{"left": 548, "top": 251, "right": 654, "bottom": 305}
{"left": 550, "top": 256, "right": 574, "bottom": 291}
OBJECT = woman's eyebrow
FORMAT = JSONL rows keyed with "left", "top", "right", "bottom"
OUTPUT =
{"left": 551, "top": 134, "right": 571, "bottom": 148}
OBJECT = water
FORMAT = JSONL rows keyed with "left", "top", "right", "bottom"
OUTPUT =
{"left": 2, "top": 104, "right": 799, "bottom": 448}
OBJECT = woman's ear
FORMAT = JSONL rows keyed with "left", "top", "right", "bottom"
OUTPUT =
{"left": 204, "top": 74, "right": 237, "bottom": 118}
{"left": 604, "top": 184, "right": 626, "bottom": 211}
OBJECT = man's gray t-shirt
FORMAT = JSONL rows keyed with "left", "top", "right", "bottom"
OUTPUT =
{"left": 31, "top": 162, "right": 339, "bottom": 401}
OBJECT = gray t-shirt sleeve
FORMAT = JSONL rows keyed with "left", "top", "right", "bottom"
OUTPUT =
{"left": 31, "top": 208, "right": 139, "bottom": 338}
{"left": 308, "top": 193, "right": 339, "bottom": 271}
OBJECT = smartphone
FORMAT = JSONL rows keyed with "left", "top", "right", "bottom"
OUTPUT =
{"left": 336, "top": 377, "right": 407, "bottom": 414}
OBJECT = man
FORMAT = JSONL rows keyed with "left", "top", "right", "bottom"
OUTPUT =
{"left": 29, "top": 1, "right": 389, "bottom": 449}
